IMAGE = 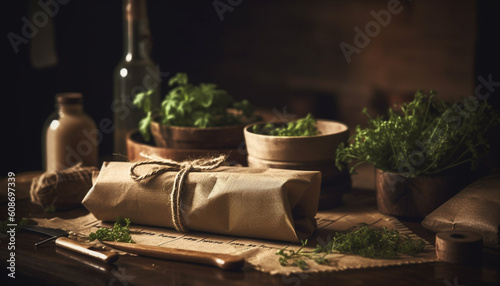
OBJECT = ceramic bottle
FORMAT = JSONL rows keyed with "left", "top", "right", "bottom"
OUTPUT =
{"left": 43, "top": 92, "right": 99, "bottom": 171}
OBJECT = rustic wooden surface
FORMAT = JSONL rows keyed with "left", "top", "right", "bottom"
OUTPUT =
{"left": 1, "top": 169, "right": 499, "bottom": 286}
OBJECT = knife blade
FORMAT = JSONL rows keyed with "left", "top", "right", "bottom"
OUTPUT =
{"left": 19, "top": 224, "right": 119, "bottom": 264}
{"left": 20, "top": 225, "right": 69, "bottom": 246}
{"left": 102, "top": 241, "right": 245, "bottom": 270}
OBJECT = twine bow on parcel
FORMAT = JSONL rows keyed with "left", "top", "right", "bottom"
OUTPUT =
{"left": 129, "top": 153, "right": 228, "bottom": 233}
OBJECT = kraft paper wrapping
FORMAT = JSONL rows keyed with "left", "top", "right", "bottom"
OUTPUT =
{"left": 422, "top": 173, "right": 500, "bottom": 247}
{"left": 81, "top": 161, "right": 322, "bottom": 243}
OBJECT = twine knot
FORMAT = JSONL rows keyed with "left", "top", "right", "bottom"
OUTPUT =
{"left": 129, "top": 153, "right": 227, "bottom": 232}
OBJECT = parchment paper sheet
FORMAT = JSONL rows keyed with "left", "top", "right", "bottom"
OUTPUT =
{"left": 33, "top": 202, "right": 437, "bottom": 275}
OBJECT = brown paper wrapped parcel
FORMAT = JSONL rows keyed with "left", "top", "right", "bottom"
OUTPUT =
{"left": 82, "top": 159, "right": 322, "bottom": 243}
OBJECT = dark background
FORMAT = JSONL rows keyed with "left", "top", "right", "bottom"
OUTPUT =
{"left": 3, "top": 0, "right": 500, "bottom": 174}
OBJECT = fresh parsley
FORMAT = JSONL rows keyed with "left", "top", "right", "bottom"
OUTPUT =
{"left": 252, "top": 113, "right": 320, "bottom": 136}
{"left": 335, "top": 90, "right": 500, "bottom": 178}
{"left": 276, "top": 223, "right": 426, "bottom": 270}
{"left": 88, "top": 217, "right": 134, "bottom": 243}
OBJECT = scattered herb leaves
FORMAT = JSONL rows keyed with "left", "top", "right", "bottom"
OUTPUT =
{"left": 276, "top": 223, "right": 426, "bottom": 270}
{"left": 0, "top": 218, "right": 30, "bottom": 234}
{"left": 315, "top": 223, "right": 426, "bottom": 259}
{"left": 276, "top": 239, "right": 328, "bottom": 270}
{"left": 88, "top": 217, "right": 134, "bottom": 243}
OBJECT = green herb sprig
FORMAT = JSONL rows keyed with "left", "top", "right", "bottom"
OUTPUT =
{"left": 276, "top": 223, "right": 426, "bottom": 270}
{"left": 0, "top": 218, "right": 30, "bottom": 234}
{"left": 133, "top": 73, "right": 257, "bottom": 141}
{"left": 252, "top": 113, "right": 320, "bottom": 136}
{"left": 335, "top": 90, "right": 500, "bottom": 177}
{"left": 276, "top": 239, "right": 329, "bottom": 270}
{"left": 315, "top": 223, "right": 426, "bottom": 259}
{"left": 88, "top": 217, "right": 134, "bottom": 243}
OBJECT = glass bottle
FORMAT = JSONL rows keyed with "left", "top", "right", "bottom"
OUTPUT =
{"left": 42, "top": 92, "right": 99, "bottom": 172}
{"left": 112, "top": 0, "right": 161, "bottom": 158}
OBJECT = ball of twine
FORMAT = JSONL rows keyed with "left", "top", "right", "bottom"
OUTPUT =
{"left": 30, "top": 163, "right": 98, "bottom": 211}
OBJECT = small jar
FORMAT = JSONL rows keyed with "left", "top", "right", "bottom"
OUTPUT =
{"left": 42, "top": 92, "right": 99, "bottom": 171}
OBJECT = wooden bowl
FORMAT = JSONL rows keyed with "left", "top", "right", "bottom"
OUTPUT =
{"left": 244, "top": 120, "right": 349, "bottom": 162}
{"left": 244, "top": 119, "right": 351, "bottom": 210}
{"left": 150, "top": 120, "right": 246, "bottom": 149}
{"left": 126, "top": 129, "right": 247, "bottom": 165}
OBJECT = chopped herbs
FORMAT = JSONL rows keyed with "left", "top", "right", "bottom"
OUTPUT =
{"left": 335, "top": 90, "right": 500, "bottom": 178}
{"left": 252, "top": 113, "right": 320, "bottom": 136}
{"left": 276, "top": 223, "right": 426, "bottom": 270}
{"left": 88, "top": 217, "right": 134, "bottom": 243}
{"left": 316, "top": 223, "right": 426, "bottom": 258}
{"left": 276, "top": 239, "right": 328, "bottom": 270}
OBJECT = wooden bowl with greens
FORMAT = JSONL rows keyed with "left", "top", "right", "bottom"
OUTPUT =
{"left": 133, "top": 73, "right": 259, "bottom": 150}
{"left": 244, "top": 114, "right": 351, "bottom": 210}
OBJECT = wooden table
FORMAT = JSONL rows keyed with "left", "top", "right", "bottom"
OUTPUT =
{"left": 1, "top": 168, "right": 499, "bottom": 286}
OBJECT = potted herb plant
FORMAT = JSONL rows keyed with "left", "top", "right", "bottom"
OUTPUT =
{"left": 335, "top": 90, "right": 500, "bottom": 217}
{"left": 129, "top": 72, "right": 259, "bottom": 163}
{"left": 244, "top": 113, "right": 351, "bottom": 210}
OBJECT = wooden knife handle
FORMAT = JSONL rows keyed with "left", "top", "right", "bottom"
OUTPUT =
{"left": 153, "top": 247, "right": 246, "bottom": 270}
{"left": 102, "top": 241, "right": 245, "bottom": 270}
{"left": 55, "top": 237, "right": 119, "bottom": 264}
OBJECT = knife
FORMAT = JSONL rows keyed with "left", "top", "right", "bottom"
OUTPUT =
{"left": 102, "top": 241, "right": 245, "bottom": 270}
{"left": 55, "top": 237, "right": 120, "bottom": 264}
{"left": 20, "top": 224, "right": 69, "bottom": 246}
{"left": 56, "top": 247, "right": 116, "bottom": 273}
{"left": 20, "top": 225, "right": 120, "bottom": 264}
